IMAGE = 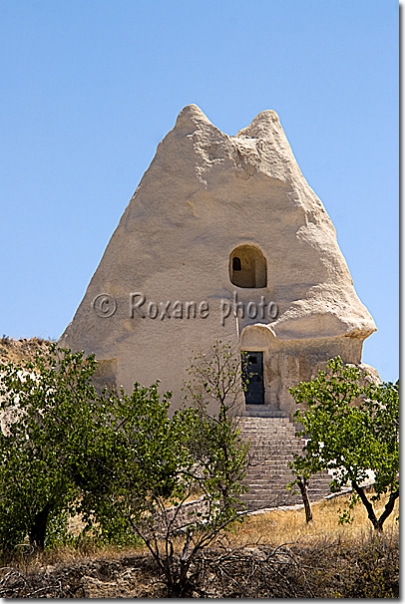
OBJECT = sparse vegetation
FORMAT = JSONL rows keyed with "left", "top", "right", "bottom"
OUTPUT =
{"left": 0, "top": 342, "right": 399, "bottom": 597}
{"left": 0, "top": 336, "right": 50, "bottom": 365}
{"left": 85, "top": 341, "right": 250, "bottom": 597}
{"left": 0, "top": 340, "right": 250, "bottom": 597}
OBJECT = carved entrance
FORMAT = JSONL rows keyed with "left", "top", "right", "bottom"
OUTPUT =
{"left": 242, "top": 351, "right": 264, "bottom": 405}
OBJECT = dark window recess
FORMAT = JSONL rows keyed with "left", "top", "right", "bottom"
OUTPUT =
{"left": 232, "top": 257, "right": 242, "bottom": 271}
{"left": 229, "top": 245, "right": 267, "bottom": 288}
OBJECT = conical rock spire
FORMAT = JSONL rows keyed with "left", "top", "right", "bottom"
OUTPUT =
{"left": 60, "top": 105, "right": 376, "bottom": 411}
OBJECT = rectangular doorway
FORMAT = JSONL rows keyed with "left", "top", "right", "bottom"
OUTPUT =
{"left": 242, "top": 351, "right": 264, "bottom": 405}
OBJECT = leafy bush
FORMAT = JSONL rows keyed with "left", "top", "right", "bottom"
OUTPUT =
{"left": 0, "top": 345, "right": 103, "bottom": 551}
{"left": 0, "top": 340, "right": 250, "bottom": 598}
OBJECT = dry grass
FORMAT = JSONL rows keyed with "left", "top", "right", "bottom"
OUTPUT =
{"left": 224, "top": 490, "right": 400, "bottom": 549}
{"left": 1, "top": 493, "right": 398, "bottom": 598}
{"left": 14, "top": 489, "right": 399, "bottom": 572}
{"left": 0, "top": 336, "right": 51, "bottom": 365}
{"left": 0, "top": 490, "right": 398, "bottom": 598}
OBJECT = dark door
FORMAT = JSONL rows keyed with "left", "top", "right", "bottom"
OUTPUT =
{"left": 242, "top": 352, "right": 264, "bottom": 405}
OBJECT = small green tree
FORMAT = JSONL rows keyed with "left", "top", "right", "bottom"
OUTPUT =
{"left": 77, "top": 382, "right": 188, "bottom": 548}
{"left": 289, "top": 357, "right": 399, "bottom": 531}
{"left": 0, "top": 344, "right": 107, "bottom": 551}
{"left": 0, "top": 339, "right": 250, "bottom": 582}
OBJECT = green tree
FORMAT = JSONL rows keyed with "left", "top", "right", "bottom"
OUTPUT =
{"left": 0, "top": 344, "right": 107, "bottom": 551}
{"left": 0, "top": 338, "right": 251, "bottom": 583}
{"left": 77, "top": 382, "right": 187, "bottom": 548}
{"left": 289, "top": 357, "right": 399, "bottom": 531}
{"left": 87, "top": 341, "right": 250, "bottom": 597}
{"left": 0, "top": 343, "right": 181, "bottom": 553}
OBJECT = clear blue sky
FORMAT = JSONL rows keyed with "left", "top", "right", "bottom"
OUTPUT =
{"left": 0, "top": 0, "right": 398, "bottom": 381}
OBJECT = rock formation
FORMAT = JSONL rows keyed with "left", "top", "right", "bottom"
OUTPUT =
{"left": 60, "top": 105, "right": 376, "bottom": 418}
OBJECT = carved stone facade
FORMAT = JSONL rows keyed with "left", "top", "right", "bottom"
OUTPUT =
{"left": 60, "top": 105, "right": 377, "bottom": 419}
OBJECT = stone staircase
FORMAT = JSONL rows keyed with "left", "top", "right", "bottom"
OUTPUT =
{"left": 238, "top": 413, "right": 331, "bottom": 510}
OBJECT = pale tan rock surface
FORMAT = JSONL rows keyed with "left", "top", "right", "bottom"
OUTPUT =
{"left": 60, "top": 105, "right": 377, "bottom": 417}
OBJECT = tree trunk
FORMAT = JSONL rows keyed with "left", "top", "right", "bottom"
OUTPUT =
{"left": 298, "top": 477, "right": 312, "bottom": 523}
{"left": 29, "top": 504, "right": 52, "bottom": 550}
{"left": 377, "top": 489, "right": 399, "bottom": 530}
{"left": 351, "top": 481, "right": 382, "bottom": 531}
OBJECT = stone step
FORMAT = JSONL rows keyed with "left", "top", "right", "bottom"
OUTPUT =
{"left": 242, "top": 405, "right": 288, "bottom": 417}
{"left": 243, "top": 437, "right": 299, "bottom": 444}
{"left": 240, "top": 418, "right": 290, "bottom": 421}
{"left": 247, "top": 466, "right": 295, "bottom": 472}
{"left": 248, "top": 448, "right": 298, "bottom": 453}
{"left": 247, "top": 459, "right": 297, "bottom": 465}
{"left": 243, "top": 437, "right": 297, "bottom": 443}
{"left": 240, "top": 419, "right": 291, "bottom": 423}
{"left": 246, "top": 478, "right": 294, "bottom": 485}
{"left": 240, "top": 420, "right": 294, "bottom": 426}
{"left": 244, "top": 432, "right": 299, "bottom": 437}
{"left": 243, "top": 431, "right": 299, "bottom": 436}
{"left": 240, "top": 422, "right": 295, "bottom": 428}
{"left": 247, "top": 450, "right": 297, "bottom": 456}
{"left": 241, "top": 427, "right": 295, "bottom": 432}
{"left": 246, "top": 466, "right": 295, "bottom": 474}
{"left": 241, "top": 434, "right": 294, "bottom": 438}
{"left": 236, "top": 416, "right": 332, "bottom": 510}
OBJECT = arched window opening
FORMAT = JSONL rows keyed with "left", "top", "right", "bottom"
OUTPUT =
{"left": 232, "top": 257, "right": 242, "bottom": 271}
{"left": 229, "top": 245, "right": 267, "bottom": 288}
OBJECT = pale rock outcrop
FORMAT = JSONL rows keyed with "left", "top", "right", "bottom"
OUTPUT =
{"left": 60, "top": 105, "right": 377, "bottom": 417}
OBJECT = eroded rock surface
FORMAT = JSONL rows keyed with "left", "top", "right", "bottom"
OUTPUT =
{"left": 60, "top": 105, "right": 377, "bottom": 416}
